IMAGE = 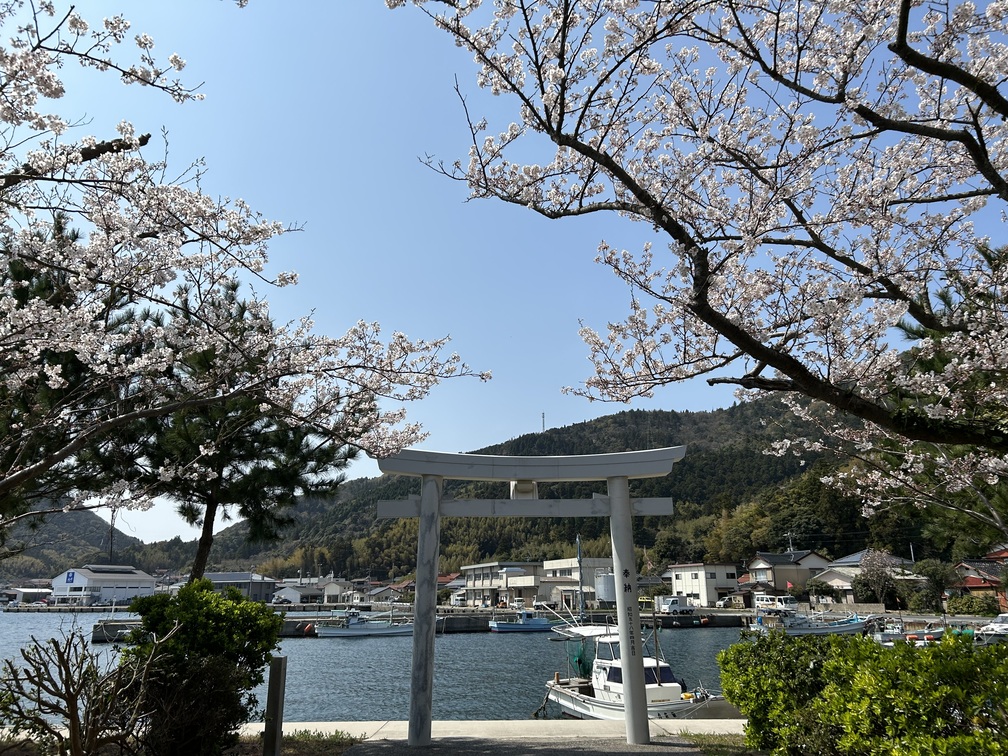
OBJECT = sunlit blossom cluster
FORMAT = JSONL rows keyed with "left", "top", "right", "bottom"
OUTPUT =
{"left": 0, "top": 2, "right": 487, "bottom": 529}
{"left": 396, "top": 0, "right": 1008, "bottom": 532}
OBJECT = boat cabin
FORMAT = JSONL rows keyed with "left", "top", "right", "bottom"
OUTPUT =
{"left": 590, "top": 634, "right": 684, "bottom": 705}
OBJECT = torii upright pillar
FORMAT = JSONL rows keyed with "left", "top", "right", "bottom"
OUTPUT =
{"left": 377, "top": 446, "right": 686, "bottom": 747}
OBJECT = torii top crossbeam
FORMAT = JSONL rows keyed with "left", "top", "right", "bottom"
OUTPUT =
{"left": 377, "top": 446, "right": 686, "bottom": 481}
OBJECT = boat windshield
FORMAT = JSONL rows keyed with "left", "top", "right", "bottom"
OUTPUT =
{"left": 596, "top": 640, "right": 618, "bottom": 661}
{"left": 605, "top": 666, "right": 681, "bottom": 685}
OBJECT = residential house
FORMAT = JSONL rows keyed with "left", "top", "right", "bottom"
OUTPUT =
{"left": 660, "top": 562, "right": 742, "bottom": 607}
{"left": 439, "top": 572, "right": 466, "bottom": 606}
{"left": 319, "top": 577, "right": 355, "bottom": 604}
{"left": 50, "top": 564, "right": 155, "bottom": 606}
{"left": 367, "top": 584, "right": 402, "bottom": 604}
{"left": 203, "top": 571, "right": 277, "bottom": 602}
{"left": 800, "top": 550, "right": 917, "bottom": 605}
{"left": 273, "top": 583, "right": 323, "bottom": 605}
{"left": 954, "top": 558, "right": 1007, "bottom": 610}
{"left": 745, "top": 550, "right": 830, "bottom": 595}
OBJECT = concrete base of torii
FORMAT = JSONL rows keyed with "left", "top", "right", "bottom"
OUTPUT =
{"left": 376, "top": 446, "right": 687, "bottom": 747}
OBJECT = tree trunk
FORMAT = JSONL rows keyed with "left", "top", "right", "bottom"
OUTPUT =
{"left": 188, "top": 499, "right": 219, "bottom": 582}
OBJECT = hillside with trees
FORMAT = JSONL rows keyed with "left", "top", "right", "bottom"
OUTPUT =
{"left": 132, "top": 397, "right": 992, "bottom": 580}
{"left": 5, "top": 397, "right": 1001, "bottom": 583}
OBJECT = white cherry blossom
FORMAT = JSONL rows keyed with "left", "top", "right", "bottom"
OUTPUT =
{"left": 396, "top": 0, "right": 1008, "bottom": 537}
{"left": 0, "top": 2, "right": 487, "bottom": 532}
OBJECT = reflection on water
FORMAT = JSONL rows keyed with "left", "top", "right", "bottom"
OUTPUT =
{"left": 0, "top": 610, "right": 744, "bottom": 721}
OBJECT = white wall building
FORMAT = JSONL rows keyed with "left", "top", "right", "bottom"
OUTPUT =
{"left": 540, "top": 557, "right": 613, "bottom": 610}
{"left": 660, "top": 562, "right": 741, "bottom": 607}
{"left": 458, "top": 561, "right": 546, "bottom": 607}
{"left": 50, "top": 564, "right": 155, "bottom": 606}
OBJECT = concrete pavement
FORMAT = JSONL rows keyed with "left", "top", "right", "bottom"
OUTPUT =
{"left": 245, "top": 719, "right": 748, "bottom": 754}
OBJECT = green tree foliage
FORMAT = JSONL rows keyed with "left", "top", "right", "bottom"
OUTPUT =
{"left": 912, "top": 559, "right": 959, "bottom": 613}
{"left": 946, "top": 594, "right": 1001, "bottom": 617}
{"left": 96, "top": 290, "right": 357, "bottom": 580}
{"left": 126, "top": 579, "right": 282, "bottom": 756}
{"left": 719, "top": 632, "right": 1008, "bottom": 755}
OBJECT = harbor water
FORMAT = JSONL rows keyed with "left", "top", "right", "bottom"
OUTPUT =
{"left": 0, "top": 609, "right": 744, "bottom": 721}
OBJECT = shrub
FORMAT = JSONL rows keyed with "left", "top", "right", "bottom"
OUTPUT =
{"left": 907, "top": 588, "right": 940, "bottom": 613}
{"left": 126, "top": 578, "right": 282, "bottom": 756}
{"left": 0, "top": 628, "right": 159, "bottom": 756}
{"left": 719, "top": 631, "right": 1008, "bottom": 755}
{"left": 717, "top": 630, "right": 835, "bottom": 752}
{"left": 946, "top": 593, "right": 1000, "bottom": 616}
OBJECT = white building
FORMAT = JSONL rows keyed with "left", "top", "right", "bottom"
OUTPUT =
{"left": 660, "top": 562, "right": 742, "bottom": 607}
{"left": 539, "top": 557, "right": 613, "bottom": 610}
{"left": 50, "top": 564, "right": 155, "bottom": 606}
{"left": 457, "top": 560, "right": 546, "bottom": 607}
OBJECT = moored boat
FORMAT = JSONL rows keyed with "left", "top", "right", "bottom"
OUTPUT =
{"left": 543, "top": 624, "right": 739, "bottom": 720}
{"left": 974, "top": 613, "right": 1008, "bottom": 646}
{"left": 757, "top": 610, "right": 871, "bottom": 636}
{"left": 314, "top": 609, "right": 414, "bottom": 638}
{"left": 488, "top": 608, "right": 556, "bottom": 633}
{"left": 870, "top": 618, "right": 945, "bottom": 646}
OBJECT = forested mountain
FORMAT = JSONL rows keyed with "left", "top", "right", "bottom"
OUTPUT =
{"left": 2, "top": 398, "right": 996, "bottom": 583}
{"left": 0, "top": 510, "right": 143, "bottom": 580}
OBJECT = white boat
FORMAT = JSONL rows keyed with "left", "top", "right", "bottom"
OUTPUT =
{"left": 870, "top": 618, "right": 944, "bottom": 646}
{"left": 314, "top": 609, "right": 414, "bottom": 638}
{"left": 543, "top": 625, "right": 738, "bottom": 720}
{"left": 489, "top": 608, "right": 556, "bottom": 633}
{"left": 757, "top": 610, "right": 870, "bottom": 636}
{"left": 974, "top": 613, "right": 1008, "bottom": 646}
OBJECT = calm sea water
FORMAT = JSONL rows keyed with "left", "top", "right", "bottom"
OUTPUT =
{"left": 0, "top": 610, "right": 743, "bottom": 721}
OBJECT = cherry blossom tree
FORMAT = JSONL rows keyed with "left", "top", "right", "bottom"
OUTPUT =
{"left": 0, "top": 2, "right": 487, "bottom": 539}
{"left": 392, "top": 0, "right": 1008, "bottom": 538}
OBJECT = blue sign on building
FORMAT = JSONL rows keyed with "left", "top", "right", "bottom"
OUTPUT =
{"left": 66, "top": 571, "right": 74, "bottom": 584}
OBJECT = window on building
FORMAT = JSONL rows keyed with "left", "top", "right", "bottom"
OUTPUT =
{"left": 707, "top": 572, "right": 716, "bottom": 579}
{"left": 691, "top": 572, "right": 698, "bottom": 580}
{"left": 726, "top": 572, "right": 736, "bottom": 580}
{"left": 674, "top": 573, "right": 682, "bottom": 580}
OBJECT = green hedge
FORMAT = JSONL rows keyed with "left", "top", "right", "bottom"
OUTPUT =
{"left": 718, "top": 631, "right": 1008, "bottom": 755}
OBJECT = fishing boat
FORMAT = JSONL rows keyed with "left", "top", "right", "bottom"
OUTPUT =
{"left": 870, "top": 618, "right": 945, "bottom": 646}
{"left": 314, "top": 609, "right": 414, "bottom": 638}
{"left": 542, "top": 624, "right": 738, "bottom": 720}
{"left": 488, "top": 607, "right": 556, "bottom": 633}
{"left": 974, "top": 613, "right": 1008, "bottom": 646}
{"left": 757, "top": 610, "right": 870, "bottom": 636}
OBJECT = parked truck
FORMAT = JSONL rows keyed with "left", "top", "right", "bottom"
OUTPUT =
{"left": 652, "top": 595, "right": 695, "bottom": 616}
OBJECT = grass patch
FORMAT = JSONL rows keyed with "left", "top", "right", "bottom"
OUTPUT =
{"left": 683, "top": 732, "right": 765, "bottom": 755}
{"left": 226, "top": 729, "right": 362, "bottom": 756}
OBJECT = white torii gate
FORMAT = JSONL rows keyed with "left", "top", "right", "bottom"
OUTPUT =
{"left": 376, "top": 446, "right": 686, "bottom": 747}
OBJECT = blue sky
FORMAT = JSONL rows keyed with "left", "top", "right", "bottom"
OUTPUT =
{"left": 60, "top": 2, "right": 735, "bottom": 542}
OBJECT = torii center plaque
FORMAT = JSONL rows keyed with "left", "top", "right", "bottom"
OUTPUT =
{"left": 376, "top": 446, "right": 686, "bottom": 747}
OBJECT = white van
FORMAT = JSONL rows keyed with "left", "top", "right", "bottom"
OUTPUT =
{"left": 754, "top": 593, "right": 798, "bottom": 612}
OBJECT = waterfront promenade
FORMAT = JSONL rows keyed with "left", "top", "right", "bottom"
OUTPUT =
{"left": 243, "top": 719, "right": 747, "bottom": 754}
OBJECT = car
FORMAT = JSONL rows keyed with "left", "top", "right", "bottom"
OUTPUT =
{"left": 715, "top": 597, "right": 732, "bottom": 608}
